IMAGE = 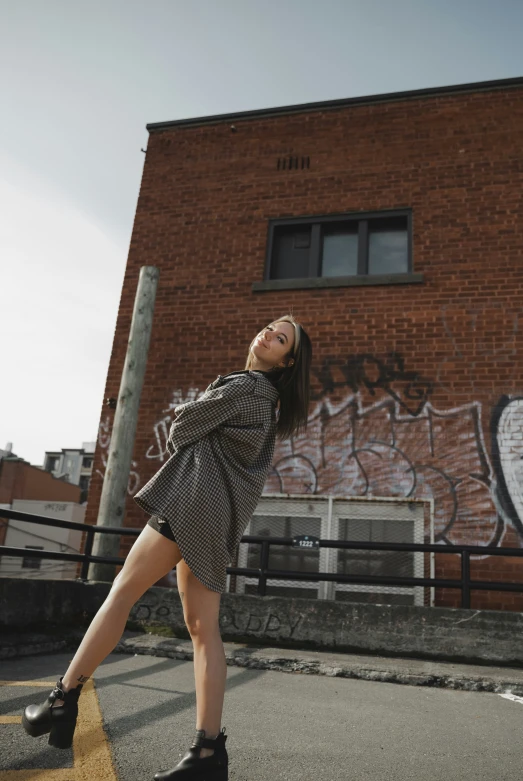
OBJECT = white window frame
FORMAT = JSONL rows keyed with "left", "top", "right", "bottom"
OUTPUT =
{"left": 229, "top": 494, "right": 434, "bottom": 606}
{"left": 329, "top": 497, "right": 426, "bottom": 606}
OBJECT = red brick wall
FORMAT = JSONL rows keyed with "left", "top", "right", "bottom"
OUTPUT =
{"left": 0, "top": 461, "right": 81, "bottom": 505}
{"left": 86, "top": 84, "right": 523, "bottom": 610}
{"left": 0, "top": 460, "right": 81, "bottom": 546}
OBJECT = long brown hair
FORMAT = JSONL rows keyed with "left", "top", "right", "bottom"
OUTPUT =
{"left": 244, "top": 314, "right": 312, "bottom": 441}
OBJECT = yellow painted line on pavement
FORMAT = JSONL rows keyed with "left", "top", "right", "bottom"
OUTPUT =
{"left": 0, "top": 715, "right": 22, "bottom": 723}
{"left": 73, "top": 678, "right": 117, "bottom": 781}
{"left": 0, "top": 678, "right": 118, "bottom": 781}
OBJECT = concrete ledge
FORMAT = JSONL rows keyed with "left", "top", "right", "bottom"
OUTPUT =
{"left": 128, "top": 586, "right": 523, "bottom": 667}
{"left": 3, "top": 629, "right": 523, "bottom": 697}
{"left": 113, "top": 631, "right": 523, "bottom": 696}
{"left": 0, "top": 632, "right": 81, "bottom": 660}
{"left": 2, "top": 577, "right": 523, "bottom": 667}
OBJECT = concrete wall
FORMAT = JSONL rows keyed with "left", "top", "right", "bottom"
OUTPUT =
{"left": 1, "top": 576, "right": 522, "bottom": 667}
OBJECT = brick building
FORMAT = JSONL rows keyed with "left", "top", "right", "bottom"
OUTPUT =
{"left": 0, "top": 457, "right": 81, "bottom": 547}
{"left": 86, "top": 76, "right": 523, "bottom": 610}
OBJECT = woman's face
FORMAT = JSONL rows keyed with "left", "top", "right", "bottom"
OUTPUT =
{"left": 250, "top": 321, "right": 295, "bottom": 371}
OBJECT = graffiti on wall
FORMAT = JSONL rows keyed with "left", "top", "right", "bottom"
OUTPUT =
{"left": 95, "top": 349, "right": 521, "bottom": 547}
{"left": 95, "top": 389, "right": 204, "bottom": 493}
{"left": 491, "top": 396, "right": 523, "bottom": 537}
{"left": 96, "top": 414, "right": 141, "bottom": 495}
{"left": 145, "top": 388, "right": 202, "bottom": 463}
{"left": 266, "top": 353, "right": 504, "bottom": 547}
{"left": 317, "top": 352, "right": 434, "bottom": 416}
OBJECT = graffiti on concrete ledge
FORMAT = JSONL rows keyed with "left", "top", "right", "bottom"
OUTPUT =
{"left": 129, "top": 599, "right": 304, "bottom": 639}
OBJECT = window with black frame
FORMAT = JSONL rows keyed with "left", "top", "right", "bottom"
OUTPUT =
{"left": 268, "top": 211, "right": 411, "bottom": 281}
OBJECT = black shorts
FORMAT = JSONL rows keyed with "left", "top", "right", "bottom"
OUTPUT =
{"left": 147, "top": 514, "right": 177, "bottom": 543}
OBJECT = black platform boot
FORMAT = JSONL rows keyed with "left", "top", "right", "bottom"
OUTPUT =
{"left": 22, "top": 676, "right": 83, "bottom": 749}
{"left": 154, "top": 727, "right": 228, "bottom": 780}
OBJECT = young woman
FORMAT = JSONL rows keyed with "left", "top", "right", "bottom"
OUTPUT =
{"left": 22, "top": 314, "right": 312, "bottom": 781}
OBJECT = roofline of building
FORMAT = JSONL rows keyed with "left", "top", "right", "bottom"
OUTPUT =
{"left": 146, "top": 75, "right": 523, "bottom": 133}
{"left": 44, "top": 448, "right": 91, "bottom": 456}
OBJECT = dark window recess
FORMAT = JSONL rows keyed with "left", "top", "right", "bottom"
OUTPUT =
{"left": 247, "top": 515, "right": 321, "bottom": 575}
{"left": 22, "top": 545, "right": 44, "bottom": 570}
{"left": 271, "top": 225, "right": 312, "bottom": 279}
{"left": 45, "top": 456, "right": 59, "bottom": 472}
{"left": 79, "top": 475, "right": 91, "bottom": 504}
{"left": 277, "top": 156, "right": 310, "bottom": 171}
{"left": 82, "top": 457, "right": 93, "bottom": 469}
{"left": 337, "top": 518, "right": 414, "bottom": 579}
{"left": 268, "top": 211, "right": 410, "bottom": 281}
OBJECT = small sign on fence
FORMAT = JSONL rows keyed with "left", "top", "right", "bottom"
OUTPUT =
{"left": 291, "top": 535, "right": 320, "bottom": 550}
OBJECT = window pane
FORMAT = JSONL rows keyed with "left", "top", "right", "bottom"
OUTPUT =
{"left": 271, "top": 226, "right": 311, "bottom": 279}
{"left": 337, "top": 518, "right": 414, "bottom": 578}
{"left": 368, "top": 220, "right": 408, "bottom": 275}
{"left": 322, "top": 228, "right": 358, "bottom": 277}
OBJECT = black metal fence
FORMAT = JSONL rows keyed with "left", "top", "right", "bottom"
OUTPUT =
{"left": 1, "top": 507, "right": 523, "bottom": 608}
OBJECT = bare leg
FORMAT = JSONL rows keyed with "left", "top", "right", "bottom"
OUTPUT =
{"left": 176, "top": 559, "right": 225, "bottom": 759}
{"left": 60, "top": 526, "right": 183, "bottom": 695}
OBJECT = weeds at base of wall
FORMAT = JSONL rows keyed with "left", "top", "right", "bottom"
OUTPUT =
{"left": 125, "top": 620, "right": 189, "bottom": 639}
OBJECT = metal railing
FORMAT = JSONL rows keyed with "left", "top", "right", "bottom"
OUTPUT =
{"left": 1, "top": 508, "right": 523, "bottom": 608}
{"left": 0, "top": 508, "right": 140, "bottom": 580}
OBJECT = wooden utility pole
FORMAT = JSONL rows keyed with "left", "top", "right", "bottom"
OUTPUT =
{"left": 89, "top": 266, "right": 159, "bottom": 581}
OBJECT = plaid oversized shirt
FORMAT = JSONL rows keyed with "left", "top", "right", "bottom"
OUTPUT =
{"left": 134, "top": 370, "right": 280, "bottom": 592}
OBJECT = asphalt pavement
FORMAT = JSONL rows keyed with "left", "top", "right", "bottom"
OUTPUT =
{"left": 1, "top": 648, "right": 523, "bottom": 781}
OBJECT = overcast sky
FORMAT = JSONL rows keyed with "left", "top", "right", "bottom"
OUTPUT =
{"left": 1, "top": 0, "right": 522, "bottom": 467}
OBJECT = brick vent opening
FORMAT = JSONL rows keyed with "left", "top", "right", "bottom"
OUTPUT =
{"left": 277, "top": 156, "right": 310, "bottom": 171}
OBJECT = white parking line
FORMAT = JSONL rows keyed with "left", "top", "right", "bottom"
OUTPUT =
{"left": 499, "top": 690, "right": 523, "bottom": 705}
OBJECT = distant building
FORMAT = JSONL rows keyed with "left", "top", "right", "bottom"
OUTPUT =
{"left": 42, "top": 442, "right": 95, "bottom": 504}
{"left": 0, "top": 450, "right": 81, "bottom": 551}
{"left": 0, "top": 499, "right": 84, "bottom": 580}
